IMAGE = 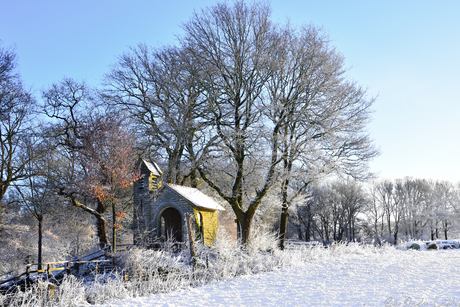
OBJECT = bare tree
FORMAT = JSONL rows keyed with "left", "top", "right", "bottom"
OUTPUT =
{"left": 265, "top": 24, "right": 378, "bottom": 248}
{"left": 334, "top": 181, "right": 368, "bottom": 242}
{"left": 181, "top": 1, "right": 287, "bottom": 245}
{"left": 297, "top": 180, "right": 368, "bottom": 243}
{"left": 367, "top": 184, "right": 386, "bottom": 243}
{"left": 398, "top": 178, "right": 431, "bottom": 238}
{"left": 104, "top": 44, "right": 208, "bottom": 186}
{"left": 310, "top": 187, "right": 334, "bottom": 242}
{"left": 13, "top": 143, "right": 54, "bottom": 270}
{"left": 296, "top": 202, "right": 315, "bottom": 241}
{"left": 430, "top": 180, "right": 456, "bottom": 240}
{"left": 179, "top": 1, "right": 377, "bottom": 245}
{"left": 42, "top": 78, "right": 138, "bottom": 248}
{"left": 0, "top": 43, "right": 37, "bottom": 228}
{"left": 374, "top": 179, "right": 406, "bottom": 244}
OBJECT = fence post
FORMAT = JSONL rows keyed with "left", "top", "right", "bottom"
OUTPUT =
{"left": 25, "top": 264, "right": 31, "bottom": 286}
{"left": 186, "top": 213, "right": 196, "bottom": 268}
{"left": 47, "top": 263, "right": 52, "bottom": 280}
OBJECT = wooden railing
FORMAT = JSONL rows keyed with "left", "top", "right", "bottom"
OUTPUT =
{"left": 0, "top": 243, "right": 186, "bottom": 287}
{"left": 0, "top": 245, "right": 112, "bottom": 287}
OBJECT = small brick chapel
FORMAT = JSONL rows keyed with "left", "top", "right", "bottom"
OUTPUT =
{"left": 132, "top": 159, "right": 225, "bottom": 246}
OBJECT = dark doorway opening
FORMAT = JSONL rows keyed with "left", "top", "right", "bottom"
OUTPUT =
{"left": 160, "top": 207, "right": 183, "bottom": 242}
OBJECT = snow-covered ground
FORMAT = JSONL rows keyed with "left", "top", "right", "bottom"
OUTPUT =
{"left": 96, "top": 249, "right": 460, "bottom": 307}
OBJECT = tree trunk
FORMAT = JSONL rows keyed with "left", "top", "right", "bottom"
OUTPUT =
{"left": 239, "top": 215, "right": 253, "bottom": 246}
{"left": 38, "top": 217, "right": 43, "bottom": 270}
{"left": 387, "top": 215, "right": 392, "bottom": 239}
{"left": 297, "top": 227, "right": 303, "bottom": 240}
{"left": 352, "top": 219, "right": 356, "bottom": 242}
{"left": 305, "top": 205, "right": 312, "bottom": 242}
{"left": 186, "top": 214, "right": 196, "bottom": 259}
{"left": 190, "top": 169, "right": 198, "bottom": 188}
{"left": 0, "top": 196, "right": 5, "bottom": 231}
{"left": 278, "top": 206, "right": 289, "bottom": 250}
{"left": 174, "top": 145, "right": 184, "bottom": 184}
{"left": 96, "top": 199, "right": 109, "bottom": 248}
{"left": 444, "top": 220, "right": 448, "bottom": 240}
{"left": 96, "top": 216, "right": 109, "bottom": 248}
{"left": 112, "top": 202, "right": 117, "bottom": 253}
{"left": 166, "top": 146, "right": 184, "bottom": 184}
{"left": 374, "top": 221, "right": 379, "bottom": 241}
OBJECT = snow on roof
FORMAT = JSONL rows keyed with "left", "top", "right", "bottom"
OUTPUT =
{"left": 143, "top": 159, "right": 162, "bottom": 176}
{"left": 166, "top": 184, "right": 226, "bottom": 211}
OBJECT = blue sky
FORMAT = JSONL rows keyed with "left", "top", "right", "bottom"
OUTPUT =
{"left": 1, "top": 0, "right": 459, "bottom": 182}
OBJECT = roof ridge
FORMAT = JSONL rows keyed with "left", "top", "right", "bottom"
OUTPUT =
{"left": 141, "top": 159, "right": 162, "bottom": 176}
{"left": 167, "top": 183, "right": 195, "bottom": 189}
{"left": 164, "top": 184, "right": 225, "bottom": 211}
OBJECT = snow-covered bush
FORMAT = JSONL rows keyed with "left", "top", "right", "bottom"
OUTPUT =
{"left": 117, "top": 247, "right": 185, "bottom": 280}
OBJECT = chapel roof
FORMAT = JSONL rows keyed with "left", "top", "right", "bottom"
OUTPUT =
{"left": 142, "top": 159, "right": 162, "bottom": 177}
{"left": 166, "top": 184, "right": 226, "bottom": 211}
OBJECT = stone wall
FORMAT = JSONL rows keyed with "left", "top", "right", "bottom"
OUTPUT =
{"left": 149, "top": 188, "right": 195, "bottom": 238}
{"left": 132, "top": 162, "right": 160, "bottom": 243}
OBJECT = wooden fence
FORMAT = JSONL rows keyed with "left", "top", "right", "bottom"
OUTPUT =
{"left": 0, "top": 246, "right": 112, "bottom": 287}
{"left": 0, "top": 242, "right": 188, "bottom": 288}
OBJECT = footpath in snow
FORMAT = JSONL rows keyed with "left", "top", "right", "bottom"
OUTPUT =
{"left": 97, "top": 249, "right": 460, "bottom": 307}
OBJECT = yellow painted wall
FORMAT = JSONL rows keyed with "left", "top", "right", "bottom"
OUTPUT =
{"left": 193, "top": 208, "right": 218, "bottom": 245}
{"left": 149, "top": 175, "right": 161, "bottom": 191}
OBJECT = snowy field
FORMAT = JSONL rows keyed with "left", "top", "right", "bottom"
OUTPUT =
{"left": 96, "top": 249, "right": 460, "bottom": 307}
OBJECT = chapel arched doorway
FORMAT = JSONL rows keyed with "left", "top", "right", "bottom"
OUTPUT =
{"left": 159, "top": 207, "right": 183, "bottom": 242}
